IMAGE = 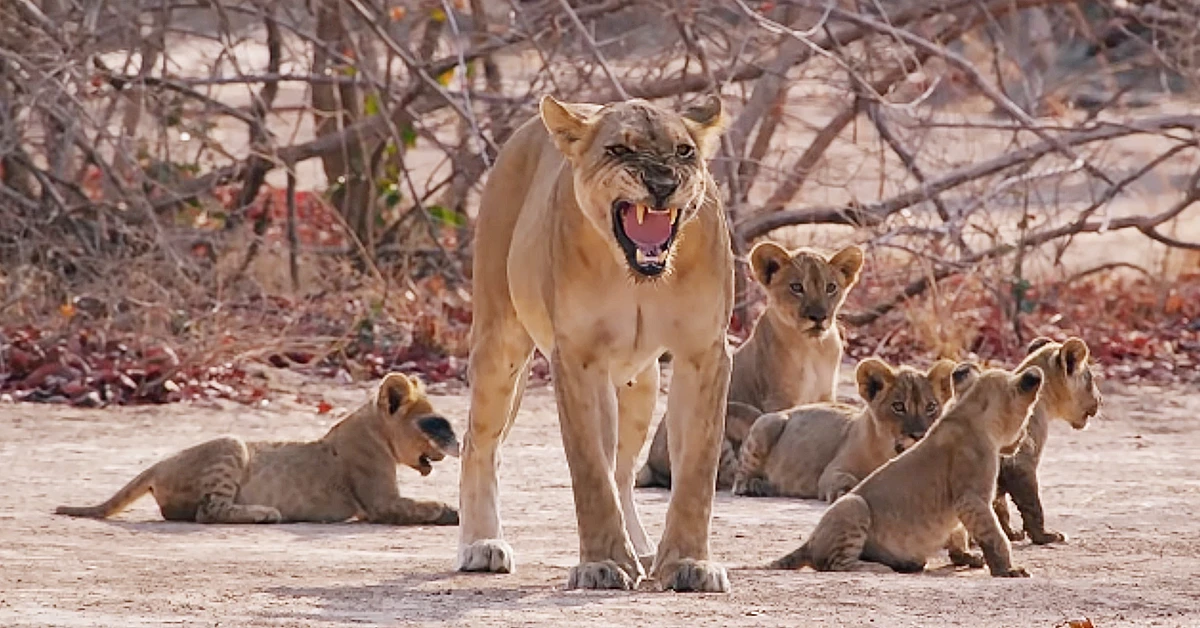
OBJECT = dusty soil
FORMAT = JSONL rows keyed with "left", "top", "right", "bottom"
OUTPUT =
{"left": 2, "top": 370, "right": 1198, "bottom": 628}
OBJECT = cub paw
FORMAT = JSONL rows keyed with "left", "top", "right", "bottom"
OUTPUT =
{"left": 732, "top": 477, "right": 772, "bottom": 497}
{"left": 657, "top": 559, "right": 730, "bottom": 593}
{"left": 949, "top": 550, "right": 986, "bottom": 569}
{"left": 1029, "top": 529, "right": 1066, "bottom": 545}
{"left": 434, "top": 505, "right": 459, "bottom": 526}
{"left": 457, "top": 539, "right": 515, "bottom": 573}
{"left": 992, "top": 566, "right": 1031, "bottom": 578}
{"left": 567, "top": 560, "right": 640, "bottom": 590}
{"left": 256, "top": 507, "right": 283, "bottom": 524}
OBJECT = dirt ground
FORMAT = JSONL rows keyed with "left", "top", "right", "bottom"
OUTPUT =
{"left": 2, "top": 369, "right": 1199, "bottom": 628}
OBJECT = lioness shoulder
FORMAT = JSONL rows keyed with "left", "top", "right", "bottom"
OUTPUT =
{"left": 56, "top": 373, "right": 460, "bottom": 525}
{"left": 770, "top": 365, "right": 1045, "bottom": 577}
{"left": 732, "top": 357, "right": 958, "bottom": 500}
{"left": 635, "top": 241, "right": 864, "bottom": 490}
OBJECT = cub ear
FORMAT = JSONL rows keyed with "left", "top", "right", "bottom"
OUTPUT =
{"left": 376, "top": 373, "right": 418, "bottom": 416}
{"left": 1016, "top": 366, "right": 1044, "bottom": 396}
{"left": 681, "top": 94, "right": 727, "bottom": 159}
{"left": 749, "top": 241, "right": 791, "bottom": 286}
{"left": 416, "top": 416, "right": 461, "bottom": 457}
{"left": 539, "top": 95, "right": 594, "bottom": 157}
{"left": 950, "top": 362, "right": 981, "bottom": 396}
{"left": 828, "top": 245, "right": 865, "bottom": 286}
{"left": 926, "top": 359, "right": 957, "bottom": 403}
{"left": 1060, "top": 337, "right": 1090, "bottom": 376}
{"left": 1026, "top": 336, "right": 1055, "bottom": 355}
{"left": 856, "top": 358, "right": 896, "bottom": 402}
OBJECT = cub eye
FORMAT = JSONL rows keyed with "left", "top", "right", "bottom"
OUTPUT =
{"left": 789, "top": 282, "right": 804, "bottom": 295}
{"left": 606, "top": 145, "right": 632, "bottom": 157}
{"left": 925, "top": 402, "right": 938, "bottom": 415}
{"left": 825, "top": 282, "right": 838, "bottom": 295}
{"left": 891, "top": 402, "right": 906, "bottom": 413}
{"left": 676, "top": 143, "right": 695, "bottom": 159}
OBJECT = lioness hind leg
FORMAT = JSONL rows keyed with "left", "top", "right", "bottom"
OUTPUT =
{"left": 616, "top": 363, "right": 661, "bottom": 568}
{"left": 652, "top": 343, "right": 731, "bottom": 593}
{"left": 458, "top": 321, "right": 534, "bottom": 574}
{"left": 731, "top": 412, "right": 786, "bottom": 497}
{"left": 191, "top": 438, "right": 281, "bottom": 524}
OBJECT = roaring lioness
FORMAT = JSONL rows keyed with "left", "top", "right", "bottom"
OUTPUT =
{"left": 994, "top": 336, "right": 1102, "bottom": 544}
{"left": 635, "top": 242, "right": 864, "bottom": 490}
{"left": 770, "top": 366, "right": 1045, "bottom": 577}
{"left": 732, "top": 357, "right": 957, "bottom": 501}
{"left": 55, "top": 373, "right": 460, "bottom": 525}
{"left": 457, "top": 96, "right": 732, "bottom": 592}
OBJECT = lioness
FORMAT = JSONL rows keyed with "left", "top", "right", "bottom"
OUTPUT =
{"left": 732, "top": 357, "right": 957, "bottom": 501}
{"left": 635, "top": 242, "right": 864, "bottom": 490}
{"left": 994, "top": 336, "right": 1102, "bottom": 544}
{"left": 458, "top": 95, "right": 732, "bottom": 592}
{"left": 769, "top": 366, "right": 1045, "bottom": 576}
{"left": 55, "top": 373, "right": 460, "bottom": 525}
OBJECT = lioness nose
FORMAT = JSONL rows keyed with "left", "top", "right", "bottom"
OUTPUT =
{"left": 643, "top": 174, "right": 678, "bottom": 207}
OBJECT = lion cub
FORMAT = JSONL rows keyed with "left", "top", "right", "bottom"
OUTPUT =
{"left": 769, "top": 365, "right": 1045, "bottom": 577}
{"left": 56, "top": 373, "right": 460, "bottom": 525}
{"left": 732, "top": 357, "right": 957, "bottom": 501}
{"left": 994, "top": 337, "right": 1102, "bottom": 544}
{"left": 635, "top": 241, "right": 864, "bottom": 490}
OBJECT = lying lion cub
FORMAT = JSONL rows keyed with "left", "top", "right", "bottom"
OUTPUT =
{"left": 635, "top": 241, "right": 864, "bottom": 490}
{"left": 732, "top": 357, "right": 958, "bottom": 501}
{"left": 56, "top": 373, "right": 460, "bottom": 525}
{"left": 994, "top": 336, "right": 1102, "bottom": 544}
{"left": 769, "top": 365, "right": 1044, "bottom": 576}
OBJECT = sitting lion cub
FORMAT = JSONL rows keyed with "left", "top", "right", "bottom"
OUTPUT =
{"left": 732, "top": 357, "right": 957, "bottom": 501}
{"left": 635, "top": 241, "right": 864, "bottom": 490}
{"left": 56, "top": 373, "right": 460, "bottom": 525}
{"left": 769, "top": 365, "right": 1045, "bottom": 577}
{"left": 994, "top": 336, "right": 1102, "bottom": 544}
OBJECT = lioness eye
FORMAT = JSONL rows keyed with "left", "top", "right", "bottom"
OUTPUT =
{"left": 789, "top": 282, "right": 804, "bottom": 295}
{"left": 825, "top": 282, "right": 838, "bottom": 294}
{"left": 606, "top": 145, "right": 631, "bottom": 157}
{"left": 676, "top": 143, "right": 695, "bottom": 159}
{"left": 892, "top": 401, "right": 906, "bottom": 413}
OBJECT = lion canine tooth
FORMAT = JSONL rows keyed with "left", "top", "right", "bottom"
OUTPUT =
{"left": 668, "top": 207, "right": 678, "bottom": 224}
{"left": 636, "top": 204, "right": 646, "bottom": 225}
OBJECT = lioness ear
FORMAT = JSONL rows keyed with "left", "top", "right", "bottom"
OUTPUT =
{"left": 951, "top": 362, "right": 980, "bottom": 395}
{"left": 1026, "top": 336, "right": 1054, "bottom": 355}
{"left": 1060, "top": 337, "right": 1090, "bottom": 376}
{"left": 828, "top": 245, "right": 865, "bottom": 286}
{"left": 926, "top": 359, "right": 957, "bottom": 403}
{"left": 856, "top": 358, "right": 895, "bottom": 402}
{"left": 749, "top": 241, "right": 790, "bottom": 286}
{"left": 1017, "top": 366, "right": 1045, "bottom": 395}
{"left": 376, "top": 373, "right": 417, "bottom": 416}
{"left": 681, "top": 95, "right": 727, "bottom": 159}
{"left": 540, "top": 95, "right": 593, "bottom": 157}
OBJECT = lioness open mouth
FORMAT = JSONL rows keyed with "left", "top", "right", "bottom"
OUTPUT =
{"left": 612, "top": 200, "right": 681, "bottom": 276}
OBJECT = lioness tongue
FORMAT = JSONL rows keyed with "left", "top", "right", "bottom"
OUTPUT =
{"left": 622, "top": 206, "right": 672, "bottom": 248}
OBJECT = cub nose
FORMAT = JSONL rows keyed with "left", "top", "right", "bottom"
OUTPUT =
{"left": 803, "top": 306, "right": 828, "bottom": 324}
{"left": 643, "top": 173, "right": 679, "bottom": 208}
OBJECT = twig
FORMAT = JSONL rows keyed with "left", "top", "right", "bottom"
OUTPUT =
{"left": 554, "top": 0, "right": 629, "bottom": 100}
{"left": 286, "top": 170, "right": 300, "bottom": 292}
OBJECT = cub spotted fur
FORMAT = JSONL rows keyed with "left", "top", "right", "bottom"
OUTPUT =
{"left": 994, "top": 336, "right": 1102, "bottom": 544}
{"left": 732, "top": 357, "right": 957, "bottom": 501}
{"left": 770, "top": 365, "right": 1045, "bottom": 577}
{"left": 56, "top": 373, "right": 460, "bottom": 525}
{"left": 635, "top": 242, "right": 864, "bottom": 490}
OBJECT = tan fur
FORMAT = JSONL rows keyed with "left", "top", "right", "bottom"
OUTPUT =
{"left": 994, "top": 337, "right": 1103, "bottom": 544}
{"left": 458, "top": 95, "right": 733, "bottom": 591}
{"left": 56, "top": 374, "right": 460, "bottom": 525}
{"left": 769, "top": 366, "right": 1045, "bottom": 577}
{"left": 732, "top": 358, "right": 957, "bottom": 501}
{"left": 635, "top": 242, "right": 864, "bottom": 491}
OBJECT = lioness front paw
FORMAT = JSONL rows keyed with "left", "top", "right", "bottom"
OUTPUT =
{"left": 457, "top": 539, "right": 515, "bottom": 573}
{"left": 992, "top": 566, "right": 1031, "bottom": 578}
{"left": 1028, "top": 529, "right": 1066, "bottom": 545}
{"left": 567, "top": 560, "right": 640, "bottom": 590}
{"left": 656, "top": 559, "right": 730, "bottom": 593}
{"left": 433, "top": 505, "right": 459, "bottom": 526}
{"left": 948, "top": 550, "right": 986, "bottom": 569}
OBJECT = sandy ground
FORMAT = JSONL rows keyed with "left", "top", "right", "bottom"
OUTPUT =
{"left": 2, "top": 369, "right": 1199, "bottom": 628}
